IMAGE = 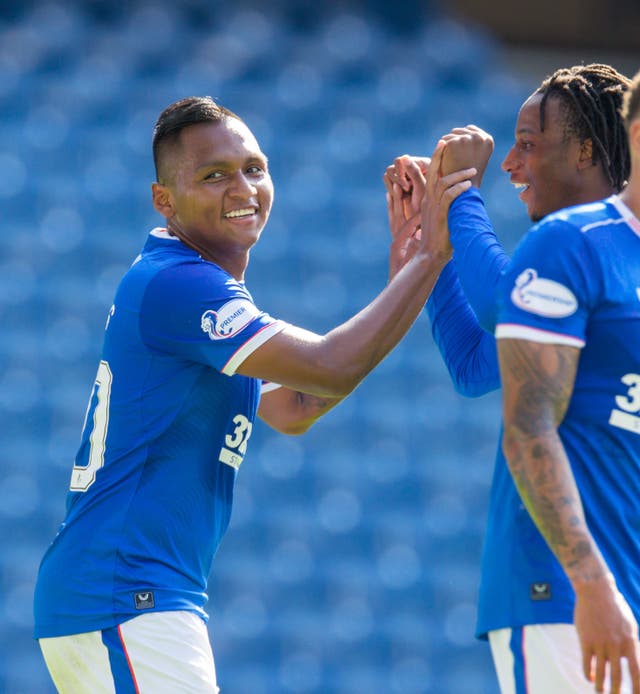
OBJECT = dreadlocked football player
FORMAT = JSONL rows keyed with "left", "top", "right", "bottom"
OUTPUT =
{"left": 386, "top": 63, "right": 636, "bottom": 693}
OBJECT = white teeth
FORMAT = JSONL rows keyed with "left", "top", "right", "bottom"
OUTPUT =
{"left": 225, "top": 208, "right": 255, "bottom": 218}
{"left": 514, "top": 183, "right": 529, "bottom": 190}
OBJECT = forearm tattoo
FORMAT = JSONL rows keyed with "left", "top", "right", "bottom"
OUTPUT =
{"left": 500, "top": 340, "right": 599, "bottom": 578}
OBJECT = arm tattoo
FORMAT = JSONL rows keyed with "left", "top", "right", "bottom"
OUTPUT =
{"left": 500, "top": 339, "right": 600, "bottom": 579}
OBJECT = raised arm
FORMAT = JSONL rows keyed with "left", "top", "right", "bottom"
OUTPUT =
{"left": 499, "top": 337, "right": 640, "bottom": 694}
{"left": 440, "top": 126, "right": 511, "bottom": 332}
{"left": 240, "top": 142, "right": 474, "bottom": 399}
{"left": 426, "top": 262, "right": 499, "bottom": 397}
{"left": 448, "top": 189, "right": 510, "bottom": 331}
{"left": 385, "top": 148, "right": 500, "bottom": 397}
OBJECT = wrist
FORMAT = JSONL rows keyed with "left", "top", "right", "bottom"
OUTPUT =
{"left": 571, "top": 569, "right": 616, "bottom": 595}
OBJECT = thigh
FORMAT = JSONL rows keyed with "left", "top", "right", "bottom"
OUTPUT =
{"left": 39, "top": 631, "right": 118, "bottom": 694}
{"left": 489, "top": 624, "right": 632, "bottom": 694}
{"left": 39, "top": 612, "right": 219, "bottom": 694}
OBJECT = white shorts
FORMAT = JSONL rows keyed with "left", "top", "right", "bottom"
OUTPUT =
{"left": 39, "top": 610, "right": 219, "bottom": 693}
{"left": 489, "top": 623, "right": 632, "bottom": 694}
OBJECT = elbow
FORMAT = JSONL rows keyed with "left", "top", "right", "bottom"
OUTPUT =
{"left": 452, "top": 380, "right": 494, "bottom": 398}
{"left": 274, "top": 421, "right": 314, "bottom": 436}
{"left": 323, "top": 379, "right": 357, "bottom": 399}
{"left": 446, "top": 366, "right": 500, "bottom": 398}
{"left": 309, "top": 355, "right": 361, "bottom": 398}
{"left": 263, "top": 411, "right": 316, "bottom": 436}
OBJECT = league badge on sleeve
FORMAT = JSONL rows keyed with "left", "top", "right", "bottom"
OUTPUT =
{"left": 201, "top": 299, "right": 261, "bottom": 340}
{"left": 511, "top": 268, "right": 578, "bottom": 318}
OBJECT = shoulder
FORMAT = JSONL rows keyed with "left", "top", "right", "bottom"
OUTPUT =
{"left": 142, "top": 251, "right": 243, "bottom": 301}
{"left": 534, "top": 196, "right": 620, "bottom": 239}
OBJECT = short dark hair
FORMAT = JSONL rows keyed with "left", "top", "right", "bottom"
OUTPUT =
{"left": 621, "top": 69, "right": 640, "bottom": 131}
{"left": 152, "top": 96, "right": 242, "bottom": 182}
{"left": 535, "top": 64, "right": 631, "bottom": 191}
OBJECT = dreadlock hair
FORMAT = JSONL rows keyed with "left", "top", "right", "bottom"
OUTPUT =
{"left": 621, "top": 69, "right": 640, "bottom": 131}
{"left": 535, "top": 64, "right": 631, "bottom": 191}
{"left": 152, "top": 96, "right": 242, "bottom": 183}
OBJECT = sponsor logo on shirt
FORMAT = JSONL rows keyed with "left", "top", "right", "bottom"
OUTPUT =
{"left": 530, "top": 582, "right": 551, "bottom": 601}
{"left": 134, "top": 591, "right": 155, "bottom": 610}
{"left": 511, "top": 268, "right": 578, "bottom": 318}
{"left": 201, "top": 299, "right": 260, "bottom": 340}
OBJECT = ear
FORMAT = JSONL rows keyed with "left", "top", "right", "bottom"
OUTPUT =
{"left": 151, "top": 182, "right": 175, "bottom": 218}
{"left": 576, "top": 138, "right": 594, "bottom": 171}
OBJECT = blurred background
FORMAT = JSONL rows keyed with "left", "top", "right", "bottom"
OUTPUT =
{"left": 0, "top": 1, "right": 637, "bottom": 692}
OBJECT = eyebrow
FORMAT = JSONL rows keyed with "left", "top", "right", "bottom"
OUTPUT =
{"left": 197, "top": 154, "right": 269, "bottom": 170}
{"left": 515, "top": 126, "right": 538, "bottom": 136}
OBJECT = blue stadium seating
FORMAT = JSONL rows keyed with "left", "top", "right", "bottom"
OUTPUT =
{"left": 0, "top": 1, "right": 532, "bottom": 691}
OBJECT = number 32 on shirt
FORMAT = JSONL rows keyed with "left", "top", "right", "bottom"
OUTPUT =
{"left": 609, "top": 372, "right": 640, "bottom": 435}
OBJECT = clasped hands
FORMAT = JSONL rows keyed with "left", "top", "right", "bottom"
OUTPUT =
{"left": 383, "top": 125, "right": 494, "bottom": 280}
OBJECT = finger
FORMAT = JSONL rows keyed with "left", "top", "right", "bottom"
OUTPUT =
{"left": 609, "top": 656, "right": 622, "bottom": 694}
{"left": 440, "top": 179, "right": 473, "bottom": 206}
{"left": 389, "top": 181, "right": 406, "bottom": 215}
{"left": 385, "top": 165, "right": 404, "bottom": 188}
{"left": 439, "top": 167, "right": 477, "bottom": 190}
{"left": 404, "top": 158, "right": 426, "bottom": 187}
{"left": 414, "top": 156, "right": 431, "bottom": 175}
{"left": 464, "top": 124, "right": 495, "bottom": 145}
{"left": 395, "top": 184, "right": 415, "bottom": 228}
{"left": 404, "top": 160, "right": 426, "bottom": 214}
{"left": 385, "top": 191, "right": 394, "bottom": 229}
{"left": 396, "top": 211, "right": 421, "bottom": 242}
{"left": 394, "top": 155, "right": 413, "bottom": 191}
{"left": 392, "top": 181, "right": 408, "bottom": 209}
{"left": 394, "top": 154, "right": 412, "bottom": 167}
{"left": 583, "top": 647, "right": 594, "bottom": 683}
{"left": 388, "top": 182, "right": 402, "bottom": 225}
{"left": 625, "top": 644, "right": 640, "bottom": 694}
{"left": 428, "top": 139, "right": 447, "bottom": 180}
{"left": 594, "top": 654, "right": 606, "bottom": 693}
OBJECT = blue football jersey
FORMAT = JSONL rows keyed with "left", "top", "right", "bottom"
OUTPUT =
{"left": 34, "top": 229, "right": 285, "bottom": 638}
{"left": 478, "top": 196, "right": 640, "bottom": 637}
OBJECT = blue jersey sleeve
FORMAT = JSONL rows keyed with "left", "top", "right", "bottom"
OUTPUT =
{"left": 139, "top": 261, "right": 285, "bottom": 375}
{"left": 496, "top": 218, "right": 599, "bottom": 346}
{"left": 426, "top": 261, "right": 500, "bottom": 397}
{"left": 448, "top": 188, "right": 511, "bottom": 331}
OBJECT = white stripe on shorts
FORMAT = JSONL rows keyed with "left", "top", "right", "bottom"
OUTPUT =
{"left": 489, "top": 623, "right": 632, "bottom": 694}
{"left": 39, "top": 610, "right": 219, "bottom": 694}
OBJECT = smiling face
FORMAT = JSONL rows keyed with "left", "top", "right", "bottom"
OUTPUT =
{"left": 152, "top": 117, "right": 274, "bottom": 274}
{"left": 501, "top": 93, "right": 586, "bottom": 222}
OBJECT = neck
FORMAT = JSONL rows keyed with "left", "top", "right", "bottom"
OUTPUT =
{"left": 580, "top": 167, "right": 617, "bottom": 205}
{"left": 620, "top": 173, "right": 640, "bottom": 221}
{"left": 166, "top": 224, "right": 248, "bottom": 281}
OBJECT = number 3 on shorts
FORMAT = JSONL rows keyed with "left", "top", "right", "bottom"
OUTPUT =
{"left": 70, "top": 360, "right": 113, "bottom": 492}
